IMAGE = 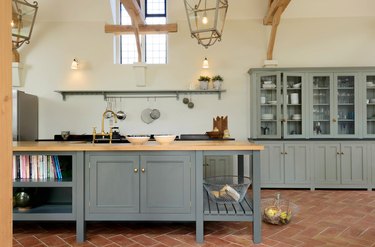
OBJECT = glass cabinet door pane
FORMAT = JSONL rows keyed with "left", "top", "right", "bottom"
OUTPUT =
{"left": 312, "top": 76, "right": 331, "bottom": 136}
{"left": 336, "top": 75, "right": 355, "bottom": 135}
{"left": 259, "top": 74, "right": 280, "bottom": 137}
{"left": 284, "top": 74, "right": 303, "bottom": 137}
{"left": 366, "top": 75, "right": 375, "bottom": 135}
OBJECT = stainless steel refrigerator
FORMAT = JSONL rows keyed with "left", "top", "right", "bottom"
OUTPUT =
{"left": 12, "top": 90, "right": 38, "bottom": 141}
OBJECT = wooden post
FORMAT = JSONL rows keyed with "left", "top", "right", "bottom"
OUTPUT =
{"left": 0, "top": 0, "right": 14, "bottom": 245}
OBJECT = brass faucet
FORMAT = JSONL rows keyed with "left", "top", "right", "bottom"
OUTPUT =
{"left": 92, "top": 110, "right": 118, "bottom": 143}
{"left": 101, "top": 110, "right": 118, "bottom": 135}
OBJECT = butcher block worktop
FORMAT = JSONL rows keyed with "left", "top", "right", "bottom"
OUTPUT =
{"left": 13, "top": 140, "right": 264, "bottom": 151}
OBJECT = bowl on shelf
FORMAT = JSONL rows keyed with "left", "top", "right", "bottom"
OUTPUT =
{"left": 267, "top": 100, "right": 277, "bottom": 104}
{"left": 261, "top": 114, "right": 274, "bottom": 120}
{"left": 203, "top": 176, "right": 252, "bottom": 203}
{"left": 370, "top": 99, "right": 375, "bottom": 103}
{"left": 263, "top": 81, "right": 273, "bottom": 84}
{"left": 292, "top": 114, "right": 301, "bottom": 120}
{"left": 153, "top": 134, "right": 176, "bottom": 145}
{"left": 292, "top": 83, "right": 301, "bottom": 88}
{"left": 367, "top": 81, "right": 374, "bottom": 87}
{"left": 126, "top": 135, "right": 150, "bottom": 145}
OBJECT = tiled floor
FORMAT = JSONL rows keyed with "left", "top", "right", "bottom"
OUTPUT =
{"left": 13, "top": 189, "right": 375, "bottom": 247}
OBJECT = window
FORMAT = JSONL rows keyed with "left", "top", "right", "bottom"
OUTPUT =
{"left": 120, "top": 0, "right": 167, "bottom": 64}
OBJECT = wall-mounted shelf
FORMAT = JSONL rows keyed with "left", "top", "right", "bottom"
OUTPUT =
{"left": 55, "top": 90, "right": 226, "bottom": 101}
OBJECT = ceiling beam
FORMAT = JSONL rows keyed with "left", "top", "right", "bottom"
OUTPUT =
{"left": 120, "top": 0, "right": 145, "bottom": 62}
{"left": 105, "top": 23, "right": 178, "bottom": 34}
{"left": 263, "top": 0, "right": 290, "bottom": 25}
{"left": 120, "top": 0, "right": 145, "bottom": 25}
{"left": 263, "top": 0, "right": 291, "bottom": 60}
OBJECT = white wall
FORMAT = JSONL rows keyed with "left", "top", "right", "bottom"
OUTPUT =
{"left": 16, "top": 1, "right": 375, "bottom": 140}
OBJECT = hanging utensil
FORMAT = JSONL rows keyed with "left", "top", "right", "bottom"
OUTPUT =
{"left": 117, "top": 98, "right": 126, "bottom": 120}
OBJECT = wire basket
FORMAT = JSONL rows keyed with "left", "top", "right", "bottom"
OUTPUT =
{"left": 203, "top": 176, "right": 252, "bottom": 204}
{"left": 261, "top": 193, "right": 299, "bottom": 225}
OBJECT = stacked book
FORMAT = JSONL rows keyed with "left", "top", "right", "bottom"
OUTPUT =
{"left": 13, "top": 155, "right": 63, "bottom": 180}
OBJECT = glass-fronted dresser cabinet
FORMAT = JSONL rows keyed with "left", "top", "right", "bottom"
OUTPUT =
{"left": 249, "top": 67, "right": 375, "bottom": 190}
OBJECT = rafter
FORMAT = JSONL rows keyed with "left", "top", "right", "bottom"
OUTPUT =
{"left": 263, "top": 0, "right": 291, "bottom": 60}
{"left": 120, "top": 0, "right": 145, "bottom": 25}
{"left": 105, "top": 23, "right": 177, "bottom": 34}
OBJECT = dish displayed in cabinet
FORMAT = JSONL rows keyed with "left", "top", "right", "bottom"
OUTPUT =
{"left": 261, "top": 114, "right": 274, "bottom": 120}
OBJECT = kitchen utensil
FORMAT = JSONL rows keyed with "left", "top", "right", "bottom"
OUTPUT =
{"left": 105, "top": 99, "right": 112, "bottom": 119}
{"left": 141, "top": 108, "right": 154, "bottom": 124}
{"left": 61, "top": 131, "right": 70, "bottom": 141}
{"left": 183, "top": 97, "right": 189, "bottom": 104}
{"left": 116, "top": 99, "right": 126, "bottom": 120}
{"left": 150, "top": 109, "right": 160, "bottom": 120}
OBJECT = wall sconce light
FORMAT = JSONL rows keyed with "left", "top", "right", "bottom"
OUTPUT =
{"left": 202, "top": 57, "right": 209, "bottom": 69}
{"left": 71, "top": 59, "right": 79, "bottom": 70}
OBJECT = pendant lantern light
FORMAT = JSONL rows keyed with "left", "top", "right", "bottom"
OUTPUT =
{"left": 184, "top": 0, "right": 228, "bottom": 48}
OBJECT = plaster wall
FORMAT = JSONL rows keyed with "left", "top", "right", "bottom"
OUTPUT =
{"left": 17, "top": 1, "right": 375, "bottom": 140}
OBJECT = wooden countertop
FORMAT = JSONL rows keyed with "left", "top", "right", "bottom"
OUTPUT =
{"left": 13, "top": 141, "right": 264, "bottom": 152}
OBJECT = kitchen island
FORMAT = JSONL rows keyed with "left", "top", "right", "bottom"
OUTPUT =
{"left": 13, "top": 141, "right": 264, "bottom": 244}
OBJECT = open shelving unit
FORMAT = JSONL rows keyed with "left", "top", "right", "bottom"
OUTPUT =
{"left": 55, "top": 90, "right": 226, "bottom": 101}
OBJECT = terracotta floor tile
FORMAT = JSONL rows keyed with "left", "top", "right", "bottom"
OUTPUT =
{"left": 130, "top": 234, "right": 159, "bottom": 246}
{"left": 13, "top": 189, "right": 375, "bottom": 247}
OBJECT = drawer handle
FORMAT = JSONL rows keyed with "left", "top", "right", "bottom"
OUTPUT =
{"left": 141, "top": 168, "right": 145, "bottom": 173}
{"left": 134, "top": 168, "right": 138, "bottom": 173}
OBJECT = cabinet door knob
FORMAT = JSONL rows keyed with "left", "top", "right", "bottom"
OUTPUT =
{"left": 284, "top": 152, "right": 288, "bottom": 155}
{"left": 141, "top": 168, "right": 145, "bottom": 173}
{"left": 341, "top": 152, "right": 344, "bottom": 155}
{"left": 332, "top": 118, "right": 337, "bottom": 122}
{"left": 337, "top": 152, "right": 340, "bottom": 155}
{"left": 134, "top": 168, "right": 138, "bottom": 173}
{"left": 281, "top": 152, "right": 284, "bottom": 154}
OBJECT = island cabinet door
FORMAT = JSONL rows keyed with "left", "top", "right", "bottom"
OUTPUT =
{"left": 87, "top": 155, "right": 139, "bottom": 214}
{"left": 140, "top": 155, "right": 191, "bottom": 214}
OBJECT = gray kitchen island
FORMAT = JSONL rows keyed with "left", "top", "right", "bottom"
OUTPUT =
{"left": 13, "top": 140, "right": 264, "bottom": 244}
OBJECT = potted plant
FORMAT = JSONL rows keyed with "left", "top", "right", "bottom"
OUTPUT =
{"left": 212, "top": 75, "right": 223, "bottom": 90}
{"left": 198, "top": 76, "right": 210, "bottom": 90}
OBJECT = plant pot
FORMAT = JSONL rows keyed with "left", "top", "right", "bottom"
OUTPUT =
{"left": 213, "top": 80, "right": 222, "bottom": 90}
{"left": 199, "top": 80, "right": 209, "bottom": 90}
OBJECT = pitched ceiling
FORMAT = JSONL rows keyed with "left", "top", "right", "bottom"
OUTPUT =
{"left": 35, "top": 0, "right": 375, "bottom": 22}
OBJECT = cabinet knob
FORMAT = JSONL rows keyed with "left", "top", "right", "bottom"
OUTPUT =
{"left": 332, "top": 118, "right": 337, "bottom": 122}
{"left": 341, "top": 152, "right": 344, "bottom": 155}
{"left": 281, "top": 152, "right": 284, "bottom": 154}
{"left": 337, "top": 152, "right": 340, "bottom": 155}
{"left": 134, "top": 168, "right": 138, "bottom": 173}
{"left": 141, "top": 168, "right": 145, "bottom": 173}
{"left": 284, "top": 152, "right": 288, "bottom": 155}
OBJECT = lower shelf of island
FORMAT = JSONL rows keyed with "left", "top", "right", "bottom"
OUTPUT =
{"left": 203, "top": 191, "right": 253, "bottom": 221}
{"left": 13, "top": 203, "right": 74, "bottom": 220}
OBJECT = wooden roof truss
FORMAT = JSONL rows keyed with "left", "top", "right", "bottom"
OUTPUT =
{"left": 264, "top": 0, "right": 290, "bottom": 60}
{"left": 105, "top": 0, "right": 177, "bottom": 63}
